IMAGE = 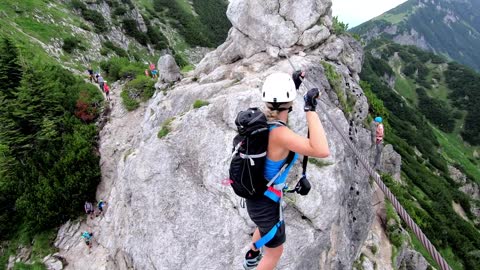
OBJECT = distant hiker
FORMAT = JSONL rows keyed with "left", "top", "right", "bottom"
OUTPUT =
{"left": 151, "top": 69, "right": 158, "bottom": 79}
{"left": 104, "top": 82, "right": 110, "bottom": 101}
{"left": 94, "top": 73, "right": 99, "bottom": 83}
{"left": 149, "top": 62, "right": 155, "bottom": 72}
{"left": 87, "top": 67, "right": 94, "bottom": 83}
{"left": 373, "top": 116, "right": 384, "bottom": 169}
{"left": 84, "top": 201, "right": 94, "bottom": 219}
{"left": 240, "top": 72, "right": 329, "bottom": 270}
{"left": 81, "top": 231, "right": 93, "bottom": 248}
{"left": 97, "top": 75, "right": 105, "bottom": 92}
{"left": 292, "top": 70, "right": 305, "bottom": 90}
{"left": 96, "top": 200, "right": 106, "bottom": 216}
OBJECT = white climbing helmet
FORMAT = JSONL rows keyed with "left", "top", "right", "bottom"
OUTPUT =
{"left": 261, "top": 72, "right": 297, "bottom": 103}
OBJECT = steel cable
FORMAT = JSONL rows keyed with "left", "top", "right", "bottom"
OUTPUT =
{"left": 281, "top": 50, "right": 452, "bottom": 270}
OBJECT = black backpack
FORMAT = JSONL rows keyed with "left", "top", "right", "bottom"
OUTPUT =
{"left": 229, "top": 108, "right": 295, "bottom": 199}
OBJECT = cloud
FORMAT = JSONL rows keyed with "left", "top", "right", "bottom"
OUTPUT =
{"left": 332, "top": 0, "right": 407, "bottom": 27}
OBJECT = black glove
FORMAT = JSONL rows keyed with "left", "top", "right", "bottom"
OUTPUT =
{"left": 304, "top": 88, "right": 319, "bottom": 112}
{"left": 292, "top": 70, "right": 305, "bottom": 90}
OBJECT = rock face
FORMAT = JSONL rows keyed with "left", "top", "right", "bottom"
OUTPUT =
{"left": 380, "top": 144, "right": 402, "bottom": 181}
{"left": 396, "top": 247, "right": 430, "bottom": 270}
{"left": 55, "top": 0, "right": 378, "bottom": 269}
{"left": 157, "top": 54, "right": 182, "bottom": 83}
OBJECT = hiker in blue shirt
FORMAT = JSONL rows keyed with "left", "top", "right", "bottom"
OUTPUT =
{"left": 243, "top": 72, "right": 329, "bottom": 270}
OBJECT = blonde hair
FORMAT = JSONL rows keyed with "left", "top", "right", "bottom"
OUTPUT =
{"left": 265, "top": 108, "right": 280, "bottom": 121}
{"left": 264, "top": 102, "right": 293, "bottom": 121}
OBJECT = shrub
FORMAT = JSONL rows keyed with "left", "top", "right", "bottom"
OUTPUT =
{"left": 125, "top": 77, "right": 155, "bottom": 101}
{"left": 174, "top": 53, "right": 189, "bottom": 68}
{"left": 62, "top": 36, "right": 85, "bottom": 53}
{"left": 120, "top": 90, "right": 139, "bottom": 111}
{"left": 158, "top": 118, "right": 174, "bottom": 138}
{"left": 113, "top": 6, "right": 127, "bottom": 17}
{"left": 71, "top": 1, "right": 108, "bottom": 33}
{"left": 193, "top": 99, "right": 209, "bottom": 109}
{"left": 332, "top": 16, "right": 349, "bottom": 35}
{"left": 102, "top": 41, "right": 128, "bottom": 57}
{"left": 121, "top": 77, "right": 155, "bottom": 111}
{"left": 100, "top": 57, "right": 144, "bottom": 81}
{"left": 122, "top": 19, "right": 148, "bottom": 46}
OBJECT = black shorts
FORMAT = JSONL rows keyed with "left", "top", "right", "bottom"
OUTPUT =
{"left": 246, "top": 196, "right": 285, "bottom": 248}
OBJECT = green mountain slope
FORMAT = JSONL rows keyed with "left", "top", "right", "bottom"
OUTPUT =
{"left": 352, "top": 0, "right": 480, "bottom": 71}
{"left": 0, "top": 0, "right": 229, "bottom": 267}
{"left": 360, "top": 39, "right": 480, "bottom": 269}
{"left": 0, "top": 0, "right": 230, "bottom": 70}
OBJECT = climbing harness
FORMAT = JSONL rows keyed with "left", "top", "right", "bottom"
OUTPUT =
{"left": 280, "top": 49, "right": 452, "bottom": 270}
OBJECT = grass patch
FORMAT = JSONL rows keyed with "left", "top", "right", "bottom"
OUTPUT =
{"left": 120, "top": 77, "right": 155, "bottom": 111}
{"left": 322, "top": 62, "right": 356, "bottom": 116}
{"left": 120, "top": 90, "right": 139, "bottom": 111}
{"left": 193, "top": 99, "right": 209, "bottom": 109}
{"left": 378, "top": 12, "right": 408, "bottom": 24}
{"left": 62, "top": 36, "right": 86, "bottom": 53}
{"left": 308, "top": 158, "right": 333, "bottom": 168}
{"left": 394, "top": 76, "right": 417, "bottom": 105}
{"left": 434, "top": 127, "right": 480, "bottom": 183}
{"left": 181, "top": 64, "right": 194, "bottom": 73}
{"left": 158, "top": 118, "right": 174, "bottom": 138}
{"left": 13, "top": 262, "right": 46, "bottom": 270}
{"left": 0, "top": 229, "right": 57, "bottom": 270}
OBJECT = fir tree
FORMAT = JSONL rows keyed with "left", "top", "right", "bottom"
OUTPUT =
{"left": 0, "top": 38, "right": 22, "bottom": 98}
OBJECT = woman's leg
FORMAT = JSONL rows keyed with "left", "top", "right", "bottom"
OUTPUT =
{"left": 251, "top": 228, "right": 261, "bottom": 250}
{"left": 257, "top": 245, "right": 284, "bottom": 270}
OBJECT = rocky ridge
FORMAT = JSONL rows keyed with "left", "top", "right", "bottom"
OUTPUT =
{"left": 52, "top": 0, "right": 406, "bottom": 269}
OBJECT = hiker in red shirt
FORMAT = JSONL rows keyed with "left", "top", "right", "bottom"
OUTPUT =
{"left": 104, "top": 82, "right": 111, "bottom": 101}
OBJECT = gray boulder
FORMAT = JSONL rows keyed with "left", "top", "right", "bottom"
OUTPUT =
{"left": 396, "top": 247, "right": 430, "bottom": 270}
{"left": 157, "top": 54, "right": 182, "bottom": 83}
{"left": 448, "top": 165, "right": 467, "bottom": 185}
{"left": 380, "top": 144, "right": 402, "bottom": 181}
{"left": 43, "top": 253, "right": 65, "bottom": 270}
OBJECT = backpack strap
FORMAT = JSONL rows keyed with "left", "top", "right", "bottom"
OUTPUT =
{"left": 264, "top": 151, "right": 295, "bottom": 202}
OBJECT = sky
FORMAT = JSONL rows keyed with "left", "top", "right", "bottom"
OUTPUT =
{"left": 332, "top": 0, "right": 408, "bottom": 28}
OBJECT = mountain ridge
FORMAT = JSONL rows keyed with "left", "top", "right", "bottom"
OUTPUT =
{"left": 352, "top": 0, "right": 480, "bottom": 71}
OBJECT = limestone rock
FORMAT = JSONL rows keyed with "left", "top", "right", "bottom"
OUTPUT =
{"left": 298, "top": 25, "right": 331, "bottom": 47}
{"left": 320, "top": 36, "right": 345, "bottom": 61}
{"left": 43, "top": 253, "right": 65, "bottom": 270}
{"left": 157, "top": 54, "right": 182, "bottom": 83}
{"left": 448, "top": 165, "right": 467, "bottom": 185}
{"left": 362, "top": 256, "right": 375, "bottom": 270}
{"left": 396, "top": 247, "right": 430, "bottom": 270}
{"left": 7, "top": 245, "right": 32, "bottom": 270}
{"left": 380, "top": 144, "right": 402, "bottom": 181}
{"left": 340, "top": 35, "right": 364, "bottom": 74}
{"left": 460, "top": 182, "right": 480, "bottom": 200}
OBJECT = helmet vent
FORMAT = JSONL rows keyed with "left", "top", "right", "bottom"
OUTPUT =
{"left": 287, "top": 92, "right": 290, "bottom": 98}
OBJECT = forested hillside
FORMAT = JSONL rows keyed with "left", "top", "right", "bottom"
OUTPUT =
{"left": 0, "top": 0, "right": 230, "bottom": 268}
{"left": 0, "top": 0, "right": 230, "bottom": 70}
{"left": 0, "top": 37, "right": 102, "bottom": 238}
{"left": 352, "top": 0, "right": 480, "bottom": 72}
{"left": 360, "top": 39, "right": 480, "bottom": 269}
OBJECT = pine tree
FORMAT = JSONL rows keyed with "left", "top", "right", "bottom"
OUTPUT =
{"left": 0, "top": 38, "right": 22, "bottom": 99}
